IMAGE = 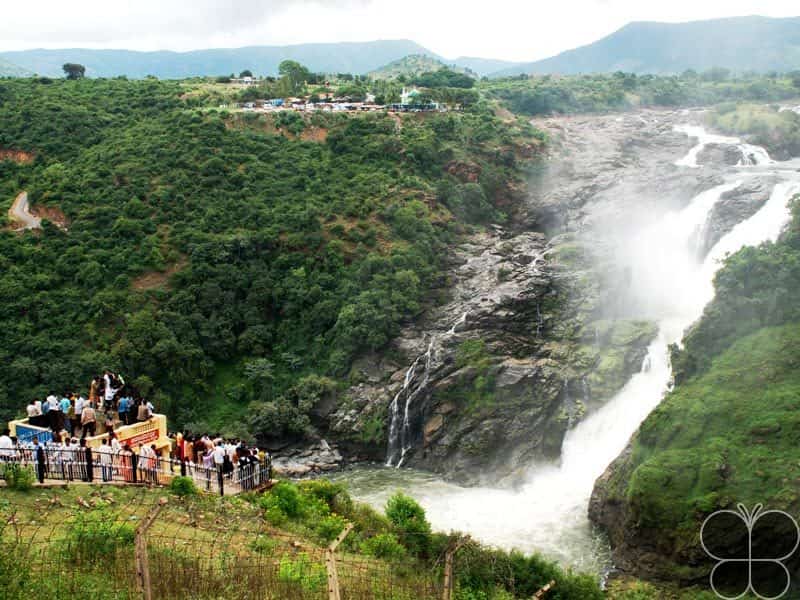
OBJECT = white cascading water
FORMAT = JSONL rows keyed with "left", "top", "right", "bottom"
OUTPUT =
{"left": 674, "top": 124, "right": 773, "bottom": 167}
{"left": 345, "top": 126, "right": 800, "bottom": 573}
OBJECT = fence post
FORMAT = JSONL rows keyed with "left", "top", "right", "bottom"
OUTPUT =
{"left": 325, "top": 522, "right": 353, "bottom": 600}
{"left": 533, "top": 580, "right": 556, "bottom": 599}
{"left": 442, "top": 537, "right": 467, "bottom": 600}
{"left": 135, "top": 501, "right": 165, "bottom": 600}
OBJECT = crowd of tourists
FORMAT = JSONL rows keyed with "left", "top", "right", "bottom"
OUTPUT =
{"left": 1, "top": 370, "right": 272, "bottom": 492}
{"left": 1, "top": 427, "right": 271, "bottom": 491}
{"left": 23, "top": 371, "right": 154, "bottom": 440}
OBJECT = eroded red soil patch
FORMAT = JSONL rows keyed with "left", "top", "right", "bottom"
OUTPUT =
{"left": 30, "top": 204, "right": 69, "bottom": 228}
{"left": 132, "top": 257, "right": 188, "bottom": 291}
{"left": 0, "top": 148, "right": 35, "bottom": 164}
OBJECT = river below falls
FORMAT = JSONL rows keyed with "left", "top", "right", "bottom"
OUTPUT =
{"left": 334, "top": 113, "right": 800, "bottom": 577}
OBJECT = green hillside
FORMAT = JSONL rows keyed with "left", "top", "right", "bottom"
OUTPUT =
{"left": 0, "top": 77, "right": 539, "bottom": 436}
{"left": 369, "top": 54, "right": 473, "bottom": 80}
{"left": 492, "top": 16, "right": 800, "bottom": 76}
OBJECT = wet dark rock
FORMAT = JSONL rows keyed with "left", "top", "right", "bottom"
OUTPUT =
{"left": 271, "top": 440, "right": 344, "bottom": 477}
{"left": 699, "top": 175, "right": 781, "bottom": 255}
{"left": 696, "top": 142, "right": 744, "bottom": 167}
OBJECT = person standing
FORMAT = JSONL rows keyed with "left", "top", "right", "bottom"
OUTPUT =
{"left": 136, "top": 400, "right": 149, "bottom": 422}
{"left": 81, "top": 402, "right": 97, "bottom": 438}
{"left": 79, "top": 438, "right": 93, "bottom": 482}
{"left": 88, "top": 376, "right": 100, "bottom": 407}
{"left": 120, "top": 444, "right": 134, "bottom": 483}
{"left": 26, "top": 400, "right": 39, "bottom": 418}
{"left": 213, "top": 443, "right": 225, "bottom": 494}
{"left": 117, "top": 395, "right": 129, "bottom": 426}
{"left": 148, "top": 444, "right": 159, "bottom": 483}
{"left": 47, "top": 393, "right": 62, "bottom": 433}
{"left": 32, "top": 436, "right": 46, "bottom": 484}
{"left": 0, "top": 429, "right": 14, "bottom": 461}
{"left": 74, "top": 395, "right": 85, "bottom": 437}
{"left": 98, "top": 438, "right": 113, "bottom": 482}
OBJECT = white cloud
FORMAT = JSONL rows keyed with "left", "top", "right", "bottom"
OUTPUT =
{"left": 0, "top": 1, "right": 797, "bottom": 61}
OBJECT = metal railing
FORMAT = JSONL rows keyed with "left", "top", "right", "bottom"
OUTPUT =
{"left": 0, "top": 446, "right": 271, "bottom": 496}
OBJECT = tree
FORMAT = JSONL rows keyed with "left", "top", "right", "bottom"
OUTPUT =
{"left": 62, "top": 63, "right": 86, "bottom": 80}
{"left": 385, "top": 493, "right": 432, "bottom": 556}
{"left": 278, "top": 60, "right": 311, "bottom": 95}
{"left": 790, "top": 71, "right": 800, "bottom": 90}
{"left": 239, "top": 69, "right": 253, "bottom": 78}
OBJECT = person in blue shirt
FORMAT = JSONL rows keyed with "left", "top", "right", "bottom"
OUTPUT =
{"left": 60, "top": 394, "right": 72, "bottom": 434}
{"left": 118, "top": 396, "right": 130, "bottom": 426}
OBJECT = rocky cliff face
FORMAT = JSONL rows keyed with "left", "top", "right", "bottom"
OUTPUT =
{"left": 325, "top": 110, "right": 738, "bottom": 484}
{"left": 698, "top": 175, "right": 781, "bottom": 255}
{"left": 311, "top": 108, "right": 762, "bottom": 487}
{"left": 328, "top": 225, "right": 657, "bottom": 484}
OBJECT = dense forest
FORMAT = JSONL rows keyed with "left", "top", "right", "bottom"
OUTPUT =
{"left": 0, "top": 77, "right": 539, "bottom": 438}
{"left": 484, "top": 70, "right": 800, "bottom": 116}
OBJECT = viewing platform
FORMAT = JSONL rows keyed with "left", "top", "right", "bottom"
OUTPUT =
{"left": 9, "top": 413, "right": 172, "bottom": 457}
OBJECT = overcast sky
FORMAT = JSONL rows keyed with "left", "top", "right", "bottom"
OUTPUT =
{"left": 1, "top": 1, "right": 798, "bottom": 61}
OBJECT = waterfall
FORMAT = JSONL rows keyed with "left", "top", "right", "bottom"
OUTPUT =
{"left": 385, "top": 312, "right": 471, "bottom": 467}
{"left": 674, "top": 125, "right": 773, "bottom": 168}
{"left": 358, "top": 133, "right": 800, "bottom": 571}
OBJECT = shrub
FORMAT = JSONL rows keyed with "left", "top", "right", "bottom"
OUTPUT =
{"left": 360, "top": 533, "right": 406, "bottom": 560}
{"left": 271, "top": 482, "right": 303, "bottom": 518}
{"left": 277, "top": 553, "right": 326, "bottom": 592}
{"left": 168, "top": 476, "right": 198, "bottom": 497}
{"left": 385, "top": 492, "right": 432, "bottom": 556}
{"left": 248, "top": 534, "right": 278, "bottom": 555}
{"left": 2, "top": 463, "right": 35, "bottom": 491}
{"left": 315, "top": 514, "right": 346, "bottom": 543}
{"left": 67, "top": 509, "right": 136, "bottom": 562}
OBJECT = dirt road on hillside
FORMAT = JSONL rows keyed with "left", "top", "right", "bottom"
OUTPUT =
{"left": 8, "top": 191, "right": 42, "bottom": 230}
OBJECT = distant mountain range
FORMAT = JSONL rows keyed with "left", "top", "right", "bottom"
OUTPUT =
{"left": 0, "top": 40, "right": 444, "bottom": 79}
{"left": 0, "top": 57, "right": 32, "bottom": 77}
{"left": 1, "top": 16, "right": 799, "bottom": 80}
{"left": 493, "top": 16, "right": 800, "bottom": 76}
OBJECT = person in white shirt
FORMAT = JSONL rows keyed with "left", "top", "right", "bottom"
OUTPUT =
{"left": 26, "top": 402, "right": 39, "bottom": 417}
{"left": 0, "top": 429, "right": 15, "bottom": 459}
{"left": 213, "top": 444, "right": 225, "bottom": 467}
{"left": 98, "top": 438, "right": 113, "bottom": 482}
{"left": 46, "top": 394, "right": 59, "bottom": 412}
{"left": 75, "top": 395, "right": 85, "bottom": 416}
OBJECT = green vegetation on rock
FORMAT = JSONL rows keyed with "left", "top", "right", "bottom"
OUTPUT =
{"left": 708, "top": 102, "right": 800, "bottom": 159}
{"left": 591, "top": 198, "right": 800, "bottom": 583}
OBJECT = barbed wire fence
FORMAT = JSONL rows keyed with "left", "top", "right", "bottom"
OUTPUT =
{"left": 0, "top": 488, "right": 557, "bottom": 599}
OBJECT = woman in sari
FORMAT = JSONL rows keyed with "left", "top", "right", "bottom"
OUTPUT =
{"left": 120, "top": 443, "right": 134, "bottom": 482}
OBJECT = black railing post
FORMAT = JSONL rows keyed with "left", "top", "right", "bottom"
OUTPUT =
{"left": 218, "top": 466, "right": 224, "bottom": 496}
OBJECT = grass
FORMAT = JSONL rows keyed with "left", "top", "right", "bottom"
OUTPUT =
{"left": 0, "top": 479, "right": 609, "bottom": 599}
